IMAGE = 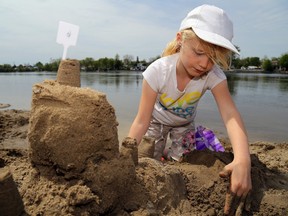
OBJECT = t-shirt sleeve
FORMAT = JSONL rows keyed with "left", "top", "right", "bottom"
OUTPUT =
{"left": 206, "top": 66, "right": 227, "bottom": 90}
{"left": 142, "top": 62, "right": 161, "bottom": 93}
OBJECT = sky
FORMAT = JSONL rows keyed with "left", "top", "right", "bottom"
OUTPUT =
{"left": 1, "top": 0, "right": 288, "bottom": 65}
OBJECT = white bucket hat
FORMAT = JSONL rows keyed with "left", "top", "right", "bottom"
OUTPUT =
{"left": 179, "top": 4, "right": 240, "bottom": 55}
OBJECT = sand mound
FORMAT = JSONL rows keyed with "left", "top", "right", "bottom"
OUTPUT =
{"left": 1, "top": 110, "right": 287, "bottom": 215}
{"left": 27, "top": 80, "right": 137, "bottom": 214}
{"left": 29, "top": 80, "right": 119, "bottom": 173}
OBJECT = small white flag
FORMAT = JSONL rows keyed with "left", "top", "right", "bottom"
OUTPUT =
{"left": 56, "top": 21, "right": 79, "bottom": 60}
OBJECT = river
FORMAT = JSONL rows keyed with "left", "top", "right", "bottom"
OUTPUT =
{"left": 1, "top": 71, "right": 287, "bottom": 142}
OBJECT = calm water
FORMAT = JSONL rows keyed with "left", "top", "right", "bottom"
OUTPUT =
{"left": 1, "top": 71, "right": 288, "bottom": 142}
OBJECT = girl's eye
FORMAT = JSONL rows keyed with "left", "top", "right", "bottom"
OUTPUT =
{"left": 196, "top": 51, "right": 204, "bottom": 55}
{"left": 193, "top": 48, "right": 205, "bottom": 56}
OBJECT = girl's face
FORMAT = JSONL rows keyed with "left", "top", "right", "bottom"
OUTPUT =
{"left": 177, "top": 34, "right": 214, "bottom": 77}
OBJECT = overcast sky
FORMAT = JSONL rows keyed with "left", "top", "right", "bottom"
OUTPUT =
{"left": 1, "top": 0, "right": 287, "bottom": 65}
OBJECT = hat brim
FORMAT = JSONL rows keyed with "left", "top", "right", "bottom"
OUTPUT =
{"left": 192, "top": 27, "right": 240, "bottom": 55}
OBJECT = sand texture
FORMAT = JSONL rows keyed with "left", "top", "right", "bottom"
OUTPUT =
{"left": 0, "top": 79, "right": 287, "bottom": 215}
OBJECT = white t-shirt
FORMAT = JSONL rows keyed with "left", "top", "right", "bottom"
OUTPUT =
{"left": 143, "top": 53, "right": 226, "bottom": 126}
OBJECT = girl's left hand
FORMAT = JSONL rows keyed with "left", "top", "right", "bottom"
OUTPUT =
{"left": 219, "top": 160, "right": 252, "bottom": 215}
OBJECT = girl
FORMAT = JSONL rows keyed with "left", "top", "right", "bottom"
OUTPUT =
{"left": 128, "top": 4, "right": 251, "bottom": 200}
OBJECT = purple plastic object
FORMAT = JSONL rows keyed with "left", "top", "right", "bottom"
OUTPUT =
{"left": 162, "top": 125, "right": 224, "bottom": 161}
{"left": 195, "top": 126, "right": 224, "bottom": 152}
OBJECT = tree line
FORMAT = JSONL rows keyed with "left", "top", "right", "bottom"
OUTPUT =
{"left": 1, "top": 51, "right": 287, "bottom": 73}
{"left": 0, "top": 54, "right": 156, "bottom": 72}
{"left": 232, "top": 54, "right": 288, "bottom": 72}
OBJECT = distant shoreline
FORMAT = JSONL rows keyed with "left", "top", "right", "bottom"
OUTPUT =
{"left": 1, "top": 69, "right": 288, "bottom": 74}
{"left": 225, "top": 69, "right": 288, "bottom": 74}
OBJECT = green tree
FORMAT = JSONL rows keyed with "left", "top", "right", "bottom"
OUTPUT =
{"left": 80, "top": 57, "right": 95, "bottom": 71}
{"left": 114, "top": 54, "right": 123, "bottom": 70}
{"left": 42, "top": 58, "right": 60, "bottom": 71}
{"left": 232, "top": 58, "right": 242, "bottom": 69}
{"left": 231, "top": 45, "right": 241, "bottom": 68}
{"left": 123, "top": 54, "right": 134, "bottom": 69}
{"left": 98, "top": 57, "right": 114, "bottom": 71}
{"left": 49, "top": 59, "right": 61, "bottom": 71}
{"left": 238, "top": 57, "right": 261, "bottom": 68}
{"left": 0, "top": 64, "right": 13, "bottom": 72}
{"left": 240, "top": 58, "right": 250, "bottom": 68}
{"left": 43, "top": 63, "right": 52, "bottom": 71}
{"left": 35, "top": 62, "right": 44, "bottom": 71}
{"left": 249, "top": 57, "right": 261, "bottom": 67}
{"left": 17, "top": 64, "right": 25, "bottom": 72}
{"left": 262, "top": 59, "right": 273, "bottom": 72}
{"left": 279, "top": 53, "right": 288, "bottom": 70}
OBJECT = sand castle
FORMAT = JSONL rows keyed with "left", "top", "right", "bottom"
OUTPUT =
{"left": 26, "top": 59, "right": 140, "bottom": 213}
{"left": 29, "top": 59, "right": 120, "bottom": 173}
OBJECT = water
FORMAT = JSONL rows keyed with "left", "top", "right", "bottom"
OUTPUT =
{"left": 1, "top": 71, "right": 288, "bottom": 142}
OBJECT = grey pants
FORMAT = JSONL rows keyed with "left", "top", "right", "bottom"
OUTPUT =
{"left": 145, "top": 117, "right": 195, "bottom": 161}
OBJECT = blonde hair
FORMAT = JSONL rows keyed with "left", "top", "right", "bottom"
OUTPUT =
{"left": 162, "top": 29, "right": 232, "bottom": 70}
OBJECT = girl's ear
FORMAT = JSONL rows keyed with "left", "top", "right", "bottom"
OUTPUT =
{"left": 176, "top": 32, "right": 182, "bottom": 44}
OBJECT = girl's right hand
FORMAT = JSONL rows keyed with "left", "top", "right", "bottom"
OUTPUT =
{"left": 219, "top": 164, "right": 252, "bottom": 215}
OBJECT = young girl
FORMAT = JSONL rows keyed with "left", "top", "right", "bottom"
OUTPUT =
{"left": 128, "top": 4, "right": 251, "bottom": 201}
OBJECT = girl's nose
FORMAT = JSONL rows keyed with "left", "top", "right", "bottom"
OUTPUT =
{"left": 199, "top": 56, "right": 211, "bottom": 69}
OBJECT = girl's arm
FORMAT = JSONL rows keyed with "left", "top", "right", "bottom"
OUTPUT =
{"left": 128, "top": 79, "right": 158, "bottom": 144}
{"left": 212, "top": 80, "right": 252, "bottom": 196}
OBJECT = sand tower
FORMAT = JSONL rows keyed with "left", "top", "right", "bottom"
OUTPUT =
{"left": 28, "top": 59, "right": 120, "bottom": 173}
{"left": 27, "top": 59, "right": 138, "bottom": 214}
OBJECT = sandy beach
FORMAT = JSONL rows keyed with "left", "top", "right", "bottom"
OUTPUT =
{"left": 0, "top": 108, "right": 287, "bottom": 215}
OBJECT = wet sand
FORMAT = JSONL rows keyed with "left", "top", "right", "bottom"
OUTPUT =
{"left": 0, "top": 109, "right": 287, "bottom": 215}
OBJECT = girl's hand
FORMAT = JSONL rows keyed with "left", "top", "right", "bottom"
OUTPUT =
{"left": 219, "top": 161, "right": 252, "bottom": 215}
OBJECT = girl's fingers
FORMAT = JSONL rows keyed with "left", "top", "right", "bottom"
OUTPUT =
{"left": 219, "top": 167, "right": 232, "bottom": 178}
